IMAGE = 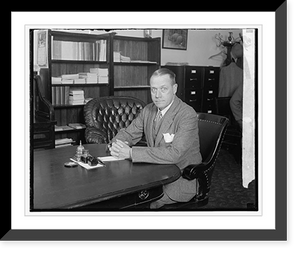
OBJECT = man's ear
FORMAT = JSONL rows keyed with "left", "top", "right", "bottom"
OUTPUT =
{"left": 173, "top": 83, "right": 178, "bottom": 94}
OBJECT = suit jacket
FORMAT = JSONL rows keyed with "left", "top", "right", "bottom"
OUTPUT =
{"left": 112, "top": 96, "right": 202, "bottom": 202}
{"left": 218, "top": 62, "right": 243, "bottom": 97}
{"left": 230, "top": 83, "right": 243, "bottom": 129}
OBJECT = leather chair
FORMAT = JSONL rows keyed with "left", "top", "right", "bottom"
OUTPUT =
{"left": 84, "top": 96, "right": 146, "bottom": 144}
{"left": 161, "top": 113, "right": 229, "bottom": 210}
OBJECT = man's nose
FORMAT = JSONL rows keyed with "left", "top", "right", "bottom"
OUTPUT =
{"left": 155, "top": 89, "right": 162, "bottom": 98}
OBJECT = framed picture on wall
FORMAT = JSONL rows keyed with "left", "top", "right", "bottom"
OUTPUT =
{"left": 162, "top": 29, "right": 188, "bottom": 50}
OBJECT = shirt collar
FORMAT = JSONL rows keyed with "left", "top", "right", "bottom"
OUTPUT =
{"left": 158, "top": 98, "right": 174, "bottom": 117}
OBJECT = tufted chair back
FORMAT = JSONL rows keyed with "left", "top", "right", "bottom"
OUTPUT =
{"left": 84, "top": 96, "right": 146, "bottom": 144}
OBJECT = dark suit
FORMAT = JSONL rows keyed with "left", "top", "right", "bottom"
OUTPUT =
{"left": 112, "top": 95, "right": 202, "bottom": 202}
{"left": 218, "top": 62, "right": 243, "bottom": 97}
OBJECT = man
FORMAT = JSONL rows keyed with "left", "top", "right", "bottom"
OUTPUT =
{"left": 109, "top": 68, "right": 202, "bottom": 209}
{"left": 230, "top": 83, "right": 243, "bottom": 130}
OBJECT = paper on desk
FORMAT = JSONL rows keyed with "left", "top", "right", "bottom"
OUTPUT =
{"left": 98, "top": 156, "right": 125, "bottom": 162}
{"left": 70, "top": 158, "right": 104, "bottom": 170}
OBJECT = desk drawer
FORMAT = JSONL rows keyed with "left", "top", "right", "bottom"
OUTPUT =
{"left": 72, "top": 186, "right": 164, "bottom": 211}
{"left": 186, "top": 66, "right": 202, "bottom": 77}
{"left": 185, "top": 67, "right": 202, "bottom": 84}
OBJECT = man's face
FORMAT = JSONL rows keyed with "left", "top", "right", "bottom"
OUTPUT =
{"left": 150, "top": 74, "right": 177, "bottom": 110}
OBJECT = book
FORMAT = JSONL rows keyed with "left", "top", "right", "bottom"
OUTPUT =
{"left": 74, "top": 78, "right": 86, "bottom": 84}
{"left": 61, "top": 74, "right": 79, "bottom": 80}
{"left": 69, "top": 100, "right": 85, "bottom": 105}
{"left": 68, "top": 123, "right": 86, "bottom": 129}
{"left": 120, "top": 55, "right": 131, "bottom": 62}
{"left": 55, "top": 138, "right": 74, "bottom": 147}
{"left": 55, "top": 125, "right": 73, "bottom": 132}
{"left": 69, "top": 93, "right": 84, "bottom": 99}
{"left": 69, "top": 89, "right": 85, "bottom": 104}
{"left": 69, "top": 89, "right": 84, "bottom": 95}
{"left": 89, "top": 68, "right": 108, "bottom": 76}
{"left": 52, "top": 77, "right": 62, "bottom": 84}
{"left": 52, "top": 40, "right": 107, "bottom": 61}
{"left": 113, "top": 51, "right": 121, "bottom": 62}
{"left": 61, "top": 79, "right": 74, "bottom": 84}
{"left": 98, "top": 76, "right": 108, "bottom": 83}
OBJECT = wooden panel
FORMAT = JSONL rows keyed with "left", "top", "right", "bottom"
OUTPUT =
{"left": 114, "top": 89, "right": 151, "bottom": 105}
{"left": 113, "top": 39, "right": 148, "bottom": 60}
{"left": 114, "top": 65, "right": 149, "bottom": 87}
{"left": 148, "top": 39, "right": 161, "bottom": 63}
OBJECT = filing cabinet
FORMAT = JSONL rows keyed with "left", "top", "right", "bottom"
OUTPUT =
{"left": 163, "top": 65, "right": 203, "bottom": 112}
{"left": 201, "top": 66, "right": 220, "bottom": 113}
{"left": 163, "top": 65, "right": 220, "bottom": 113}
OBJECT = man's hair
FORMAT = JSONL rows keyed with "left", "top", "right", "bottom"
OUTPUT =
{"left": 150, "top": 68, "right": 176, "bottom": 85}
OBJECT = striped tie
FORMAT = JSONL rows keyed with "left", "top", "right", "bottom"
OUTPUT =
{"left": 154, "top": 110, "right": 162, "bottom": 130}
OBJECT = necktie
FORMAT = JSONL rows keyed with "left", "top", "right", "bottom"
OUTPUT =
{"left": 154, "top": 110, "right": 162, "bottom": 131}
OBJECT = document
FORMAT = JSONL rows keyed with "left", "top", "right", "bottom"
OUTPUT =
{"left": 97, "top": 156, "right": 125, "bottom": 162}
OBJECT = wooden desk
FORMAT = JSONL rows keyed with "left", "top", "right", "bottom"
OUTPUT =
{"left": 32, "top": 144, "right": 181, "bottom": 211}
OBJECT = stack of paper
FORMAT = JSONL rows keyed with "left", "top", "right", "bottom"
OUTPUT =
{"left": 55, "top": 138, "right": 74, "bottom": 148}
{"left": 69, "top": 89, "right": 84, "bottom": 105}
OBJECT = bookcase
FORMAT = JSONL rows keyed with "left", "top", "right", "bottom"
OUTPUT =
{"left": 39, "top": 30, "right": 161, "bottom": 147}
{"left": 46, "top": 30, "right": 114, "bottom": 145}
{"left": 112, "top": 35, "right": 161, "bottom": 104}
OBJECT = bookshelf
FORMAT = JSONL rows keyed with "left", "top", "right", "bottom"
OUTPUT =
{"left": 46, "top": 30, "right": 114, "bottom": 145}
{"left": 112, "top": 35, "right": 161, "bottom": 104}
{"left": 39, "top": 30, "right": 161, "bottom": 146}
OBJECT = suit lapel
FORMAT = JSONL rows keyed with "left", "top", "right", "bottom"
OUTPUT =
{"left": 146, "top": 104, "right": 158, "bottom": 147}
{"left": 154, "top": 96, "right": 180, "bottom": 146}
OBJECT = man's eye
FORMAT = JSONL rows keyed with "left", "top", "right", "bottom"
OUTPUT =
{"left": 161, "top": 87, "right": 168, "bottom": 92}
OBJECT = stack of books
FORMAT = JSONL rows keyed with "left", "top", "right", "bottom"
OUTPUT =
{"left": 51, "top": 67, "right": 109, "bottom": 84}
{"left": 78, "top": 72, "right": 97, "bottom": 84}
{"left": 69, "top": 89, "right": 84, "bottom": 105}
{"left": 90, "top": 68, "right": 109, "bottom": 83}
{"left": 55, "top": 138, "right": 74, "bottom": 148}
{"left": 61, "top": 74, "right": 80, "bottom": 84}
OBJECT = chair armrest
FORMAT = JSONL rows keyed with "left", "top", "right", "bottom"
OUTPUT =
{"left": 181, "top": 163, "right": 209, "bottom": 180}
{"left": 85, "top": 127, "right": 108, "bottom": 144}
{"left": 182, "top": 162, "right": 215, "bottom": 201}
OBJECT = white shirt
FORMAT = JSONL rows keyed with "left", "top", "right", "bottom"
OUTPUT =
{"left": 157, "top": 98, "right": 174, "bottom": 117}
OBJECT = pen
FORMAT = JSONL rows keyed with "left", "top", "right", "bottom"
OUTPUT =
{"left": 97, "top": 158, "right": 106, "bottom": 166}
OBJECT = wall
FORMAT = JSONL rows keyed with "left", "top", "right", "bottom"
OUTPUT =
{"left": 34, "top": 28, "right": 242, "bottom": 68}
{"left": 113, "top": 29, "right": 242, "bottom": 67}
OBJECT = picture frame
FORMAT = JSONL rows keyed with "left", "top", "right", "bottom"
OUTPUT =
{"left": 162, "top": 29, "right": 188, "bottom": 50}
{"left": 5, "top": 5, "right": 289, "bottom": 243}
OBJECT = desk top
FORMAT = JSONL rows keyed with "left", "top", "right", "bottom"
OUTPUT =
{"left": 32, "top": 144, "right": 180, "bottom": 210}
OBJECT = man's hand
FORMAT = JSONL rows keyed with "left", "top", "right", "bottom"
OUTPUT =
{"left": 109, "top": 139, "right": 132, "bottom": 159}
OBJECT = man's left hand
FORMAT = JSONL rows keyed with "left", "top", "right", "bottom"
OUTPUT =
{"left": 109, "top": 139, "right": 132, "bottom": 159}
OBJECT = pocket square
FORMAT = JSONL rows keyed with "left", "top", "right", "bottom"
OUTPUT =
{"left": 163, "top": 133, "right": 175, "bottom": 143}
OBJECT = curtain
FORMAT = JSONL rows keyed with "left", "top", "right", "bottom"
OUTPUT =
{"left": 242, "top": 29, "right": 256, "bottom": 188}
